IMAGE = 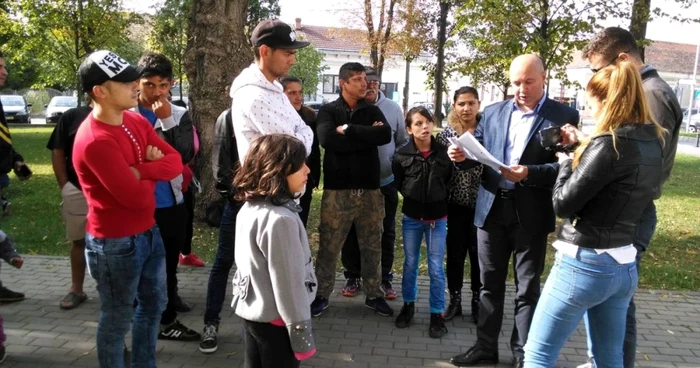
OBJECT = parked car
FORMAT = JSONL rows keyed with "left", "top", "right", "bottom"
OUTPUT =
{"left": 0, "top": 95, "right": 31, "bottom": 124}
{"left": 683, "top": 111, "right": 700, "bottom": 133}
{"left": 306, "top": 98, "right": 327, "bottom": 114}
{"left": 45, "top": 96, "right": 78, "bottom": 124}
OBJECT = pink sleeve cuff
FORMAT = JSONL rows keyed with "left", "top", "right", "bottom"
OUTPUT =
{"left": 295, "top": 348, "right": 316, "bottom": 361}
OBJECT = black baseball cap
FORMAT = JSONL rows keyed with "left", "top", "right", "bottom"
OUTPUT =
{"left": 78, "top": 50, "right": 141, "bottom": 93}
{"left": 365, "top": 66, "right": 380, "bottom": 81}
{"left": 251, "top": 19, "right": 310, "bottom": 49}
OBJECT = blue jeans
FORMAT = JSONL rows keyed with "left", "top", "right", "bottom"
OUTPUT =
{"left": 204, "top": 201, "right": 240, "bottom": 326}
{"left": 401, "top": 215, "right": 447, "bottom": 314}
{"left": 0, "top": 174, "right": 9, "bottom": 190}
{"left": 524, "top": 249, "right": 638, "bottom": 368}
{"left": 86, "top": 226, "right": 168, "bottom": 368}
{"left": 622, "top": 201, "right": 656, "bottom": 368}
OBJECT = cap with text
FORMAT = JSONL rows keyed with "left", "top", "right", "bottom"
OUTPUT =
{"left": 251, "top": 19, "right": 310, "bottom": 49}
{"left": 78, "top": 50, "right": 141, "bottom": 93}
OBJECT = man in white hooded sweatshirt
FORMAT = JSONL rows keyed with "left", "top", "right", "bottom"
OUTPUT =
{"left": 229, "top": 19, "right": 314, "bottom": 161}
{"left": 198, "top": 19, "right": 314, "bottom": 354}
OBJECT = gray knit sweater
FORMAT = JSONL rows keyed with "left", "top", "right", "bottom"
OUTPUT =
{"left": 231, "top": 198, "right": 317, "bottom": 354}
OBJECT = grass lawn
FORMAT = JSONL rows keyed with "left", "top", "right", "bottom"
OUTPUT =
{"left": 4, "top": 126, "right": 700, "bottom": 290}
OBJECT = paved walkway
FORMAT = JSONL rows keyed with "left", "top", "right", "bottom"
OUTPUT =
{"left": 1, "top": 256, "right": 699, "bottom": 368}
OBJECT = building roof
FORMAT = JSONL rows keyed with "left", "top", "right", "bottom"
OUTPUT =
{"left": 569, "top": 40, "right": 700, "bottom": 74}
{"left": 297, "top": 24, "right": 368, "bottom": 53}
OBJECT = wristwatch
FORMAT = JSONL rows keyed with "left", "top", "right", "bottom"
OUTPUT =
{"left": 342, "top": 124, "right": 349, "bottom": 133}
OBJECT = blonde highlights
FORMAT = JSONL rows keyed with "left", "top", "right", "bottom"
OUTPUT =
{"left": 573, "top": 61, "right": 665, "bottom": 167}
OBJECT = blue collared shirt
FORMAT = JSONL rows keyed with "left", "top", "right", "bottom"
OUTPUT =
{"left": 501, "top": 93, "right": 547, "bottom": 189}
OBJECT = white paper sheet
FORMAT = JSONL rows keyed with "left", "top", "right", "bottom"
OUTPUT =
{"left": 448, "top": 133, "right": 510, "bottom": 172}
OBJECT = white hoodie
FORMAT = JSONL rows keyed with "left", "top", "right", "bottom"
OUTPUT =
{"left": 230, "top": 64, "right": 314, "bottom": 162}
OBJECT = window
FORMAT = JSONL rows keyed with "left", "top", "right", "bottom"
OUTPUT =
{"left": 323, "top": 75, "right": 340, "bottom": 94}
{"left": 380, "top": 82, "right": 398, "bottom": 99}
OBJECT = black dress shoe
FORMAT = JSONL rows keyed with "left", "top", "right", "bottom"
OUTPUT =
{"left": 512, "top": 356, "right": 524, "bottom": 368}
{"left": 450, "top": 346, "right": 499, "bottom": 366}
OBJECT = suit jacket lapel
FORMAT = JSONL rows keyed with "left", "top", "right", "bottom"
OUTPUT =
{"left": 524, "top": 98, "right": 552, "bottom": 145}
{"left": 495, "top": 101, "right": 513, "bottom": 162}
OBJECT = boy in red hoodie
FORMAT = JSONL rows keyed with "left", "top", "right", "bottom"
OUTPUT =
{"left": 73, "top": 50, "right": 183, "bottom": 368}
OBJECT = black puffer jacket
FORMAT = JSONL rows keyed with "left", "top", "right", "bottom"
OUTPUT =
{"left": 553, "top": 123, "right": 662, "bottom": 249}
{"left": 393, "top": 136, "right": 452, "bottom": 220}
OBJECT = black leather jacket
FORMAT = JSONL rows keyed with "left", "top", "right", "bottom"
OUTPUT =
{"left": 553, "top": 124, "right": 662, "bottom": 249}
{"left": 212, "top": 109, "right": 239, "bottom": 202}
{"left": 393, "top": 136, "right": 452, "bottom": 220}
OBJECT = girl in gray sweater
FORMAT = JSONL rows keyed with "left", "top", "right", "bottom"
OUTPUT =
{"left": 231, "top": 134, "right": 317, "bottom": 368}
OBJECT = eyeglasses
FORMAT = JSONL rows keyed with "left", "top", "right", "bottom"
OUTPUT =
{"left": 590, "top": 52, "right": 627, "bottom": 73}
{"left": 367, "top": 80, "right": 380, "bottom": 85}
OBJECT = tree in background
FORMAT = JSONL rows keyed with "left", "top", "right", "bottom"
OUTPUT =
{"left": 148, "top": 0, "right": 192, "bottom": 100}
{"left": 184, "top": 0, "right": 251, "bottom": 219}
{"left": 287, "top": 42, "right": 328, "bottom": 96}
{"left": 393, "top": 0, "right": 432, "bottom": 112}
{"left": 246, "top": 0, "right": 281, "bottom": 42}
{"left": 0, "top": 3, "right": 41, "bottom": 90}
{"left": 17, "top": 0, "right": 143, "bottom": 103}
{"left": 358, "top": 0, "right": 398, "bottom": 78}
{"left": 629, "top": 0, "right": 698, "bottom": 61}
{"left": 448, "top": 0, "right": 629, "bottom": 99}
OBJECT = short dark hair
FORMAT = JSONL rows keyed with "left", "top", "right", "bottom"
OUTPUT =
{"left": 405, "top": 106, "right": 434, "bottom": 129}
{"left": 137, "top": 52, "right": 174, "bottom": 80}
{"left": 254, "top": 45, "right": 262, "bottom": 61}
{"left": 582, "top": 27, "right": 640, "bottom": 61}
{"left": 339, "top": 62, "right": 365, "bottom": 82}
{"left": 280, "top": 75, "right": 302, "bottom": 91}
{"left": 233, "top": 134, "right": 307, "bottom": 205}
{"left": 453, "top": 86, "right": 479, "bottom": 103}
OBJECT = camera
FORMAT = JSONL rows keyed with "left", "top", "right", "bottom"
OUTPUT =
{"left": 538, "top": 126, "right": 576, "bottom": 153}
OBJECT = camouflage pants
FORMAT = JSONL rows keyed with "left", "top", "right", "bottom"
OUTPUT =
{"left": 316, "top": 189, "right": 385, "bottom": 299}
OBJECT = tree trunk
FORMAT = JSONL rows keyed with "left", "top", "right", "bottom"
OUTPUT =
{"left": 433, "top": 0, "right": 449, "bottom": 127}
{"left": 376, "top": 0, "right": 397, "bottom": 78}
{"left": 184, "top": 0, "right": 252, "bottom": 220}
{"left": 629, "top": 0, "right": 651, "bottom": 61}
{"left": 402, "top": 58, "right": 410, "bottom": 112}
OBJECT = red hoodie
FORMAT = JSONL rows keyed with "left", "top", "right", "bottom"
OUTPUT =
{"left": 73, "top": 111, "right": 183, "bottom": 238}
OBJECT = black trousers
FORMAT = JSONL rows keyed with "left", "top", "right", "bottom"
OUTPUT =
{"left": 244, "top": 320, "right": 300, "bottom": 368}
{"left": 181, "top": 188, "right": 195, "bottom": 255}
{"left": 341, "top": 181, "right": 398, "bottom": 282}
{"left": 154, "top": 203, "right": 188, "bottom": 325}
{"left": 475, "top": 196, "right": 548, "bottom": 357}
{"left": 446, "top": 203, "right": 481, "bottom": 294}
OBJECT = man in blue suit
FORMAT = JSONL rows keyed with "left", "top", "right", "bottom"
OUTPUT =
{"left": 448, "top": 54, "right": 580, "bottom": 368}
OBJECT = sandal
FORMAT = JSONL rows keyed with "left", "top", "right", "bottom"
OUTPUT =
{"left": 60, "top": 292, "right": 87, "bottom": 310}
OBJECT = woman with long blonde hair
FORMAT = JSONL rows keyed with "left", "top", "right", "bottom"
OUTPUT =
{"left": 523, "top": 61, "right": 665, "bottom": 367}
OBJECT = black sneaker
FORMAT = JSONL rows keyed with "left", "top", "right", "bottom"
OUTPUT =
{"left": 429, "top": 313, "right": 448, "bottom": 338}
{"left": 158, "top": 320, "right": 201, "bottom": 341}
{"left": 395, "top": 302, "right": 414, "bottom": 328}
{"left": 1, "top": 199, "right": 10, "bottom": 217}
{"left": 199, "top": 324, "right": 218, "bottom": 354}
{"left": 365, "top": 297, "right": 393, "bottom": 316}
{"left": 0, "top": 344, "right": 6, "bottom": 363}
{"left": 0, "top": 286, "right": 24, "bottom": 303}
{"left": 311, "top": 297, "right": 329, "bottom": 317}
